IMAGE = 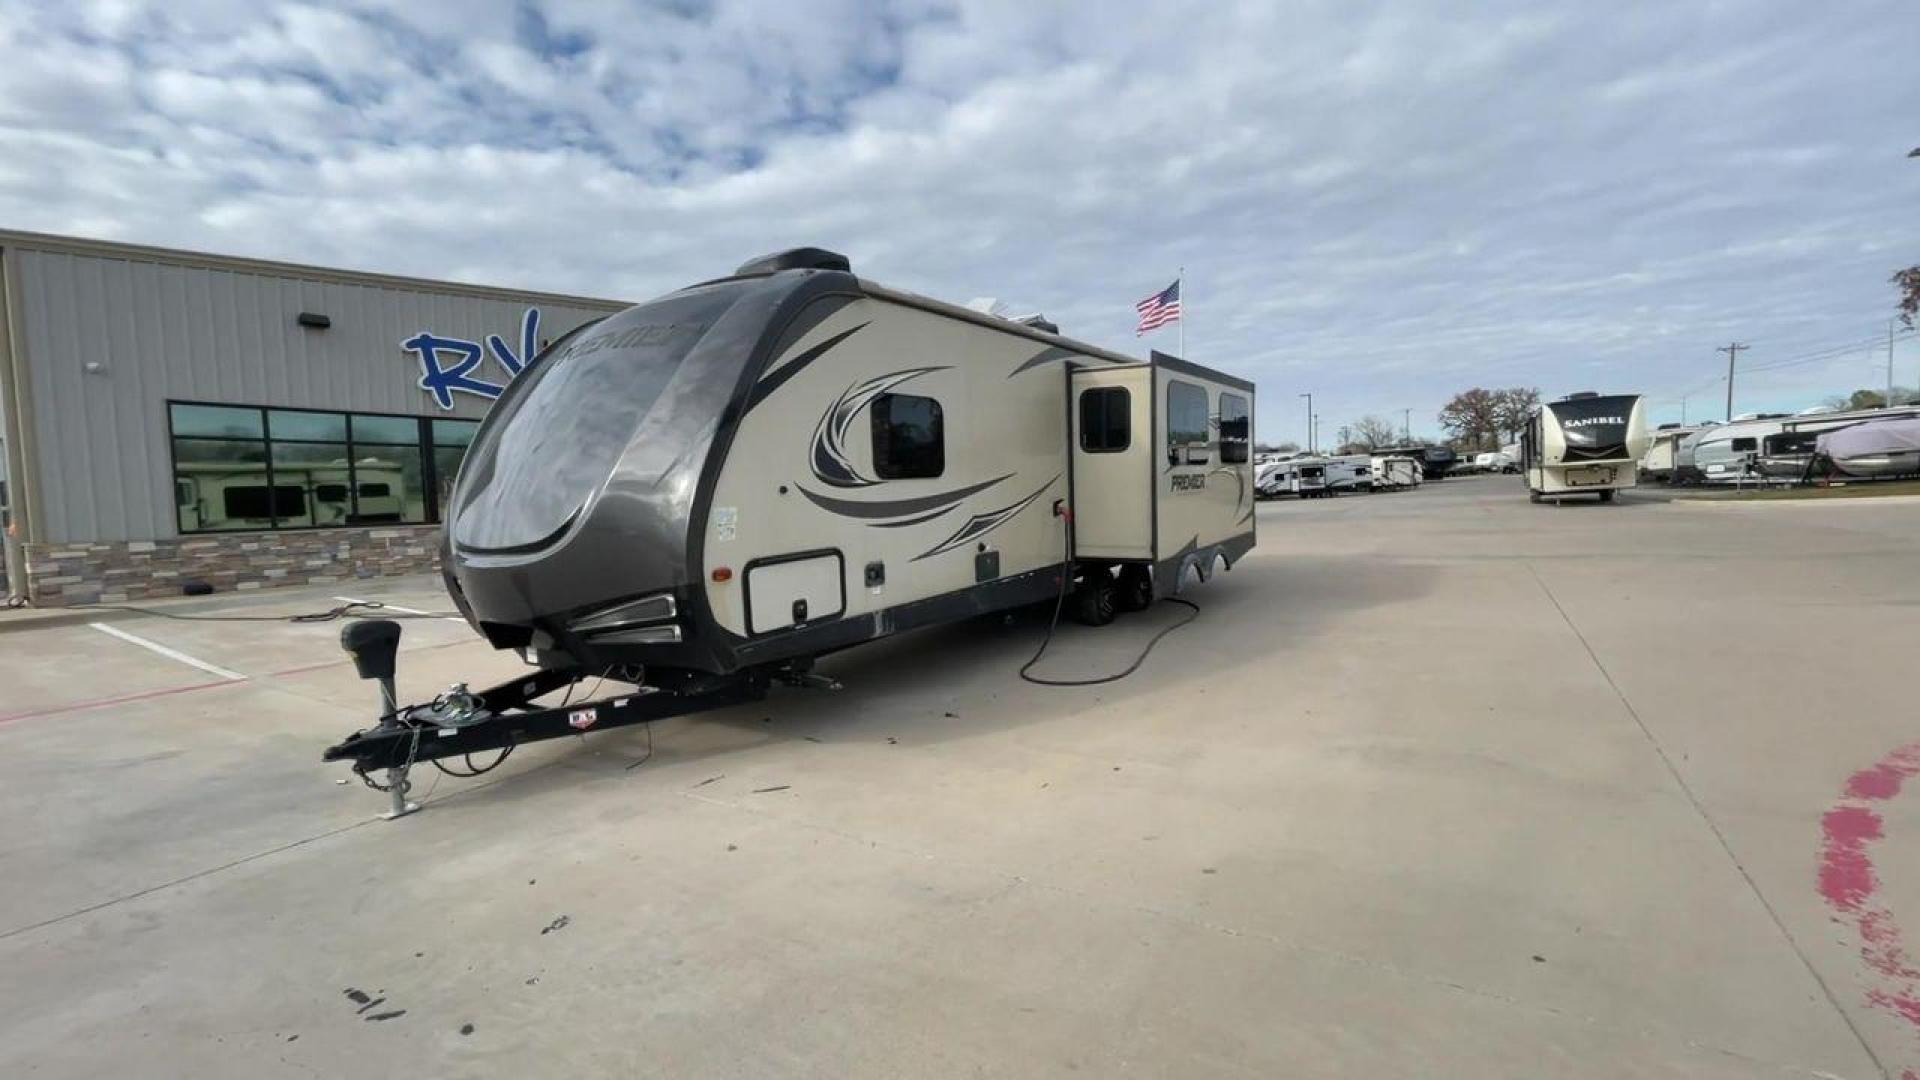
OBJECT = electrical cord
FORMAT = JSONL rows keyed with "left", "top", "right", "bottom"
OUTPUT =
{"left": 1018, "top": 523, "right": 1202, "bottom": 687}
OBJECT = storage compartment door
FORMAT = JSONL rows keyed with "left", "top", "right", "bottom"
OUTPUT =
{"left": 1070, "top": 367, "right": 1152, "bottom": 560}
{"left": 745, "top": 551, "right": 846, "bottom": 635}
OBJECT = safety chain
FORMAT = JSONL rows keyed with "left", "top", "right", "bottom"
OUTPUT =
{"left": 352, "top": 721, "right": 424, "bottom": 793}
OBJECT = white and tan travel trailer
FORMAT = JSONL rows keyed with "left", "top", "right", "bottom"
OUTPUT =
{"left": 1256, "top": 457, "right": 1327, "bottom": 498}
{"left": 327, "top": 248, "right": 1257, "bottom": 796}
{"left": 1640, "top": 424, "right": 1712, "bottom": 482}
{"left": 1370, "top": 454, "right": 1421, "bottom": 489}
{"left": 1325, "top": 454, "right": 1374, "bottom": 492}
{"left": 1520, "top": 392, "right": 1651, "bottom": 503}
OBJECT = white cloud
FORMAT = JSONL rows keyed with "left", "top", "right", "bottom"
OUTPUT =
{"left": 0, "top": 0, "right": 1915, "bottom": 433}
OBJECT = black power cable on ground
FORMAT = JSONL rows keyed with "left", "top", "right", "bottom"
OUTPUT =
{"left": 1018, "top": 525, "right": 1202, "bottom": 686}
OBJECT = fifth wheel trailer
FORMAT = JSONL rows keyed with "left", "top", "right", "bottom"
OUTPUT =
{"left": 325, "top": 247, "right": 1256, "bottom": 802}
{"left": 1520, "top": 392, "right": 1650, "bottom": 502}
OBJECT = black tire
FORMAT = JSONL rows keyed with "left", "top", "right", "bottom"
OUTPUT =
{"left": 1114, "top": 566, "right": 1154, "bottom": 613}
{"left": 1072, "top": 574, "right": 1118, "bottom": 627}
{"left": 1598, "top": 489, "right": 1615, "bottom": 503}
{"left": 1528, "top": 490, "right": 1543, "bottom": 504}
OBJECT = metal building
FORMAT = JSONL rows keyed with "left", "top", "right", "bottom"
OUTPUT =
{"left": 0, "top": 230, "right": 625, "bottom": 605}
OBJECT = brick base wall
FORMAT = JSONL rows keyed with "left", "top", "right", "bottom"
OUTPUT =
{"left": 24, "top": 526, "right": 444, "bottom": 606}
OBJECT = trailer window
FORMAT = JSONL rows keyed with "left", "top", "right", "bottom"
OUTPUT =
{"left": 1219, "top": 393, "right": 1250, "bottom": 463}
{"left": 1079, "top": 387, "right": 1131, "bottom": 453}
{"left": 1730, "top": 437, "right": 1757, "bottom": 452}
{"left": 871, "top": 393, "right": 945, "bottom": 479}
{"left": 1168, "top": 380, "right": 1210, "bottom": 464}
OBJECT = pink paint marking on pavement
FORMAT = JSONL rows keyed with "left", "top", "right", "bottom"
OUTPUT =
{"left": 0, "top": 678, "right": 244, "bottom": 726}
{"left": 1819, "top": 739, "right": 1920, "bottom": 1070}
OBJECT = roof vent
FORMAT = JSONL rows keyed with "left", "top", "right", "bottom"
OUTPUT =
{"left": 734, "top": 247, "right": 852, "bottom": 276}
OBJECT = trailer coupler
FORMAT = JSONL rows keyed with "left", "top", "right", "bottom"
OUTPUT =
{"left": 324, "top": 620, "right": 767, "bottom": 817}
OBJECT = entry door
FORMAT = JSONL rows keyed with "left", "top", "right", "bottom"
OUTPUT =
{"left": 1070, "top": 366, "right": 1152, "bottom": 560}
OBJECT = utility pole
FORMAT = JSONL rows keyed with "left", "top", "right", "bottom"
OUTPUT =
{"left": 1680, "top": 395, "right": 1687, "bottom": 425}
{"left": 1401, "top": 408, "right": 1411, "bottom": 443}
{"left": 1718, "top": 342, "right": 1746, "bottom": 421}
{"left": 1298, "top": 393, "right": 1312, "bottom": 453}
{"left": 1313, "top": 414, "right": 1321, "bottom": 455}
{"left": 1891, "top": 319, "right": 1900, "bottom": 406}
{"left": 1339, "top": 424, "right": 1351, "bottom": 451}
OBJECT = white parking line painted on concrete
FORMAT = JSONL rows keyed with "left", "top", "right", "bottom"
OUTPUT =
{"left": 88, "top": 623, "right": 248, "bottom": 682}
{"left": 332, "top": 596, "right": 465, "bottom": 624}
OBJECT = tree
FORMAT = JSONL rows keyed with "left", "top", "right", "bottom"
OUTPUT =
{"left": 1823, "top": 388, "right": 1916, "bottom": 411}
{"left": 1349, "top": 414, "right": 1400, "bottom": 449}
{"left": 1437, "top": 388, "right": 1502, "bottom": 451}
{"left": 1492, "top": 387, "right": 1540, "bottom": 443}
{"left": 1895, "top": 265, "right": 1920, "bottom": 327}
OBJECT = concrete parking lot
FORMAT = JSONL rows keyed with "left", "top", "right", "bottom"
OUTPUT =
{"left": 3, "top": 474, "right": 1917, "bottom": 1078}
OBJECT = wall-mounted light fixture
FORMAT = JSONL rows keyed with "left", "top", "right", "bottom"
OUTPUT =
{"left": 296, "top": 312, "right": 332, "bottom": 329}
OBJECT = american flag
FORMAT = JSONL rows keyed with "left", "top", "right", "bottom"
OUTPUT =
{"left": 1135, "top": 279, "right": 1181, "bottom": 335}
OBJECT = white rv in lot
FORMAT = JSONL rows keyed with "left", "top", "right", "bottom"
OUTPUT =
{"left": 1370, "top": 454, "right": 1421, "bottom": 489}
{"left": 1520, "top": 392, "right": 1651, "bottom": 503}
{"left": 1324, "top": 454, "right": 1373, "bottom": 492}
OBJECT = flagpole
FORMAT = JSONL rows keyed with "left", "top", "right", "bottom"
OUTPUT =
{"left": 1177, "top": 266, "right": 1186, "bottom": 358}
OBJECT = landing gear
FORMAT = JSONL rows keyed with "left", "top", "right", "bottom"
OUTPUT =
{"left": 1528, "top": 490, "right": 1543, "bottom": 504}
{"left": 1597, "top": 489, "right": 1616, "bottom": 503}
{"left": 1072, "top": 572, "right": 1118, "bottom": 627}
{"left": 1114, "top": 566, "right": 1154, "bottom": 613}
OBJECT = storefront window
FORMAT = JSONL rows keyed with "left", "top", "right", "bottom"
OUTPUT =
{"left": 169, "top": 402, "right": 454, "bottom": 534}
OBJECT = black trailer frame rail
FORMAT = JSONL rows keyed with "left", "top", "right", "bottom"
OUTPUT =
{"left": 323, "top": 670, "right": 767, "bottom": 774}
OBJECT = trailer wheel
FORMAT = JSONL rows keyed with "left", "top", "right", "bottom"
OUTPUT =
{"left": 1072, "top": 575, "right": 1118, "bottom": 627}
{"left": 1114, "top": 566, "right": 1154, "bottom": 613}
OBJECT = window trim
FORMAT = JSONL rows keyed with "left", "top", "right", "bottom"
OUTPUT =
{"left": 1078, "top": 386, "right": 1132, "bottom": 454}
{"left": 869, "top": 391, "right": 946, "bottom": 480}
{"left": 166, "top": 399, "right": 477, "bottom": 535}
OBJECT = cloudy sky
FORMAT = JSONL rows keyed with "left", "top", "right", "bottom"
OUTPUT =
{"left": 2, "top": 0, "right": 1915, "bottom": 441}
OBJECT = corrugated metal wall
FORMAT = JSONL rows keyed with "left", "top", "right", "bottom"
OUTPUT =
{"left": 8, "top": 247, "right": 623, "bottom": 543}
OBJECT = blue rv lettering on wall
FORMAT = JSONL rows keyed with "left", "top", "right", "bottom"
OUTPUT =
{"left": 404, "top": 307, "right": 542, "bottom": 410}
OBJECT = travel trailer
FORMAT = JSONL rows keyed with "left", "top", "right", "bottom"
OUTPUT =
{"left": 1370, "top": 454, "right": 1421, "bottom": 489}
{"left": 1819, "top": 416, "right": 1920, "bottom": 479}
{"left": 1641, "top": 424, "right": 1712, "bottom": 483}
{"left": 1689, "top": 417, "right": 1788, "bottom": 484}
{"left": 1759, "top": 406, "right": 1920, "bottom": 481}
{"left": 1324, "top": 454, "right": 1374, "bottom": 492}
{"left": 1257, "top": 457, "right": 1328, "bottom": 498}
{"left": 325, "top": 247, "right": 1257, "bottom": 805}
{"left": 1520, "top": 392, "right": 1651, "bottom": 502}
{"left": 1472, "top": 450, "right": 1516, "bottom": 474}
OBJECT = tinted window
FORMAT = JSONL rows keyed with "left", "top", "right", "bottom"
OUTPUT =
{"left": 223, "top": 485, "right": 302, "bottom": 519}
{"left": 1219, "top": 393, "right": 1250, "bottom": 464}
{"left": 1730, "top": 437, "right": 1757, "bottom": 452}
{"left": 268, "top": 410, "right": 347, "bottom": 441}
{"left": 171, "top": 403, "right": 264, "bottom": 439}
{"left": 453, "top": 289, "right": 732, "bottom": 553}
{"left": 871, "top": 393, "right": 944, "bottom": 479}
{"left": 359, "top": 483, "right": 392, "bottom": 498}
{"left": 1079, "top": 387, "right": 1130, "bottom": 452}
{"left": 432, "top": 419, "right": 479, "bottom": 448}
{"left": 1168, "top": 380, "right": 1210, "bottom": 464}
{"left": 351, "top": 414, "right": 420, "bottom": 445}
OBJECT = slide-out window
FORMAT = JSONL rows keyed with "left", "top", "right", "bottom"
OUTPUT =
{"left": 871, "top": 393, "right": 945, "bottom": 479}
{"left": 1168, "top": 380, "right": 1210, "bottom": 464}
{"left": 1218, "top": 393, "right": 1250, "bottom": 463}
{"left": 1079, "top": 387, "right": 1131, "bottom": 453}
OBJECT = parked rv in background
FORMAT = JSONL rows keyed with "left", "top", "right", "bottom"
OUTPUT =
{"left": 1641, "top": 424, "right": 1713, "bottom": 483}
{"left": 1325, "top": 454, "right": 1373, "bottom": 493}
{"left": 1520, "top": 392, "right": 1651, "bottom": 503}
{"left": 1689, "top": 417, "right": 1789, "bottom": 484}
{"left": 1370, "top": 454, "right": 1421, "bottom": 490}
{"left": 1256, "top": 457, "right": 1328, "bottom": 498}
